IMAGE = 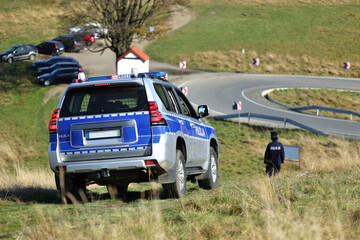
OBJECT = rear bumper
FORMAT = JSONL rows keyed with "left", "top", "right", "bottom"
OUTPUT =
{"left": 48, "top": 133, "right": 177, "bottom": 184}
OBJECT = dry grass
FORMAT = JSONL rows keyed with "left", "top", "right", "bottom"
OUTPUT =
{"left": 193, "top": 0, "right": 360, "bottom": 6}
{"left": 0, "top": 6, "right": 66, "bottom": 43}
{"left": 0, "top": 132, "right": 37, "bottom": 168}
{"left": 16, "top": 201, "right": 168, "bottom": 240}
{"left": 294, "top": 134, "right": 360, "bottom": 171}
{"left": 180, "top": 50, "right": 360, "bottom": 77}
{"left": 0, "top": 165, "right": 55, "bottom": 191}
{"left": 239, "top": 176, "right": 351, "bottom": 239}
{"left": 269, "top": 89, "right": 360, "bottom": 121}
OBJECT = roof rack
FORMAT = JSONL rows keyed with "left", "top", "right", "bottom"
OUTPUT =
{"left": 86, "top": 71, "right": 168, "bottom": 82}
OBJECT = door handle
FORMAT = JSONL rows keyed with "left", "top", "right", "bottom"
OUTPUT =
{"left": 179, "top": 120, "right": 184, "bottom": 125}
{"left": 190, "top": 123, "right": 195, "bottom": 128}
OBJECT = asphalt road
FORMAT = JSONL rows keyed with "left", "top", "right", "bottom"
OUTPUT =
{"left": 180, "top": 72, "right": 360, "bottom": 139}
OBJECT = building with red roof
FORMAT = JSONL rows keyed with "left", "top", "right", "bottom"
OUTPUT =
{"left": 116, "top": 45, "right": 150, "bottom": 75}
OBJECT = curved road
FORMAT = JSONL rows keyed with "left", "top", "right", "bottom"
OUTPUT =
{"left": 180, "top": 73, "right": 360, "bottom": 139}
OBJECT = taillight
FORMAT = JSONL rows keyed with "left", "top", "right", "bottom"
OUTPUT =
{"left": 49, "top": 109, "right": 60, "bottom": 134}
{"left": 145, "top": 160, "right": 158, "bottom": 166}
{"left": 55, "top": 43, "right": 58, "bottom": 49}
{"left": 56, "top": 166, "right": 67, "bottom": 172}
{"left": 74, "top": 43, "right": 80, "bottom": 47}
{"left": 79, "top": 68, "right": 82, "bottom": 71}
{"left": 149, "top": 101, "right": 167, "bottom": 126}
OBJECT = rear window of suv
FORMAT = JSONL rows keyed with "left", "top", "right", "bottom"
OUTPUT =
{"left": 60, "top": 85, "right": 148, "bottom": 117}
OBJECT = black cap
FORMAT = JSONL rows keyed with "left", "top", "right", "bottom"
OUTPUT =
{"left": 271, "top": 131, "right": 278, "bottom": 140}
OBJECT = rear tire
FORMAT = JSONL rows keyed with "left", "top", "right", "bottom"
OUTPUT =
{"left": 198, "top": 147, "right": 219, "bottom": 190}
{"left": 29, "top": 54, "right": 36, "bottom": 61}
{"left": 56, "top": 174, "right": 87, "bottom": 204}
{"left": 162, "top": 149, "right": 186, "bottom": 198}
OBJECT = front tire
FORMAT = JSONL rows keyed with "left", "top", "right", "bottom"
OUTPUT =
{"left": 198, "top": 147, "right": 219, "bottom": 190}
{"left": 29, "top": 54, "right": 36, "bottom": 61}
{"left": 162, "top": 149, "right": 187, "bottom": 198}
{"left": 44, "top": 80, "right": 50, "bottom": 86}
{"left": 7, "top": 57, "right": 13, "bottom": 63}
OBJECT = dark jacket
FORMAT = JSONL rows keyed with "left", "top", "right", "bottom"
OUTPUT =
{"left": 264, "top": 140, "right": 285, "bottom": 167}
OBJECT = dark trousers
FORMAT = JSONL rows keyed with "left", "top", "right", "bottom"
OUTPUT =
{"left": 266, "top": 162, "right": 280, "bottom": 177}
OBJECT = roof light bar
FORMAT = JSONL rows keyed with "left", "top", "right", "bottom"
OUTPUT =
{"left": 86, "top": 71, "right": 167, "bottom": 82}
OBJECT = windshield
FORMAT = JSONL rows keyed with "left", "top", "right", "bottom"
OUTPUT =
{"left": 6, "top": 46, "right": 16, "bottom": 52}
{"left": 60, "top": 84, "right": 148, "bottom": 117}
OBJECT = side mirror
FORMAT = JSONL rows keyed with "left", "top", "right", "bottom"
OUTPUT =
{"left": 198, "top": 105, "right": 210, "bottom": 118}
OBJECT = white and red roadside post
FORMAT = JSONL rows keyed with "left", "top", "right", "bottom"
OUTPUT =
{"left": 233, "top": 101, "right": 242, "bottom": 125}
{"left": 180, "top": 87, "right": 188, "bottom": 96}
{"left": 342, "top": 62, "right": 350, "bottom": 78}
{"left": 179, "top": 61, "right": 186, "bottom": 77}
{"left": 252, "top": 58, "right": 260, "bottom": 73}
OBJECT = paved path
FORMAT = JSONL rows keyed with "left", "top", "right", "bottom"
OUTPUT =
{"left": 181, "top": 73, "right": 360, "bottom": 139}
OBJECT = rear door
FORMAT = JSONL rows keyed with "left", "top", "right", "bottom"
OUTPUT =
{"left": 57, "top": 81, "right": 151, "bottom": 162}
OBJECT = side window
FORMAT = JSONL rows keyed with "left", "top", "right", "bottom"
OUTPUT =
{"left": 153, "top": 83, "right": 172, "bottom": 111}
{"left": 165, "top": 87, "right": 181, "bottom": 114}
{"left": 175, "top": 88, "right": 197, "bottom": 118}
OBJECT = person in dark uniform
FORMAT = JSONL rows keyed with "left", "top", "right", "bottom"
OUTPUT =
{"left": 264, "top": 131, "right": 285, "bottom": 177}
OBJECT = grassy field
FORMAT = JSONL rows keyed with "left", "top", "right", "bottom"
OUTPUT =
{"left": 0, "top": 0, "right": 81, "bottom": 52}
{"left": 146, "top": 0, "right": 360, "bottom": 77}
{"left": 269, "top": 88, "right": 360, "bottom": 121}
{"left": 1, "top": 0, "right": 360, "bottom": 239}
{"left": 1, "top": 117, "right": 360, "bottom": 239}
{"left": 1, "top": 62, "right": 360, "bottom": 238}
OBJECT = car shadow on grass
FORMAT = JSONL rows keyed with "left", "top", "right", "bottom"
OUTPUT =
{"left": 0, "top": 183, "right": 200, "bottom": 204}
{"left": 0, "top": 187, "right": 62, "bottom": 204}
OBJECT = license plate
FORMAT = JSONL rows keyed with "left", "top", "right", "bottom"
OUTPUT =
{"left": 86, "top": 129, "right": 121, "bottom": 140}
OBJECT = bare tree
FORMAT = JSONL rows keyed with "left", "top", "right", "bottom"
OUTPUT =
{"left": 74, "top": 0, "right": 189, "bottom": 70}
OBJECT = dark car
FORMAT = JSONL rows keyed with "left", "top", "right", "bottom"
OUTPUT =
{"left": 37, "top": 41, "right": 64, "bottom": 56}
{"left": 0, "top": 44, "right": 38, "bottom": 63}
{"left": 37, "top": 67, "right": 82, "bottom": 86}
{"left": 53, "top": 34, "right": 83, "bottom": 52}
{"left": 37, "top": 62, "right": 82, "bottom": 75}
{"left": 32, "top": 56, "right": 78, "bottom": 69}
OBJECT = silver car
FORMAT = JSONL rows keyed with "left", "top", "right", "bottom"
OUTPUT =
{"left": 48, "top": 72, "right": 219, "bottom": 203}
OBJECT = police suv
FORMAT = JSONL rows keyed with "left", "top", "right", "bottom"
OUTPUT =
{"left": 48, "top": 71, "right": 219, "bottom": 203}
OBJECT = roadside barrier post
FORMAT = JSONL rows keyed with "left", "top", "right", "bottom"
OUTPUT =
{"left": 343, "top": 62, "right": 350, "bottom": 78}
{"left": 179, "top": 61, "right": 186, "bottom": 78}
{"left": 252, "top": 58, "right": 260, "bottom": 74}
{"left": 232, "top": 101, "right": 242, "bottom": 125}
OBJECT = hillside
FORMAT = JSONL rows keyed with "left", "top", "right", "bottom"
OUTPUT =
{"left": 146, "top": 0, "right": 360, "bottom": 78}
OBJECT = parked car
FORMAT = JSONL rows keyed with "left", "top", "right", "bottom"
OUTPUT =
{"left": 37, "top": 41, "right": 64, "bottom": 56}
{"left": 84, "top": 23, "right": 108, "bottom": 36}
{"left": 48, "top": 71, "right": 219, "bottom": 203}
{"left": 37, "top": 62, "right": 82, "bottom": 75}
{"left": 37, "top": 67, "right": 82, "bottom": 86}
{"left": 32, "top": 56, "right": 78, "bottom": 69}
{"left": 74, "top": 31, "right": 96, "bottom": 46}
{"left": 53, "top": 34, "right": 83, "bottom": 52}
{"left": 68, "top": 26, "right": 82, "bottom": 34}
{"left": 81, "top": 28, "right": 102, "bottom": 39}
{"left": 69, "top": 22, "right": 108, "bottom": 37}
{"left": 0, "top": 44, "right": 38, "bottom": 63}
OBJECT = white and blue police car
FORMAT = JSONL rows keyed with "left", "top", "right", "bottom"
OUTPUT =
{"left": 48, "top": 71, "right": 219, "bottom": 203}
